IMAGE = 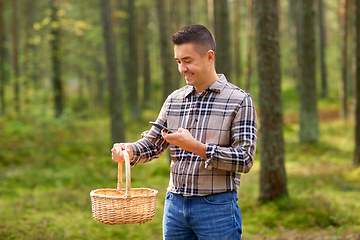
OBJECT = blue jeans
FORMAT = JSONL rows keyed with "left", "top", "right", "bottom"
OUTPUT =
{"left": 162, "top": 191, "right": 242, "bottom": 240}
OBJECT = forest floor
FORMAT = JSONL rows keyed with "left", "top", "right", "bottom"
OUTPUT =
{"left": 255, "top": 228, "right": 360, "bottom": 240}
{"left": 1, "top": 104, "right": 360, "bottom": 239}
{"left": 284, "top": 108, "right": 340, "bottom": 124}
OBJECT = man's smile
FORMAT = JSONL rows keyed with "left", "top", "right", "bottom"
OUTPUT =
{"left": 184, "top": 72, "right": 194, "bottom": 80}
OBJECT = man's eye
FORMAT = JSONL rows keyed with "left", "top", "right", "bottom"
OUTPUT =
{"left": 185, "top": 61, "right": 190, "bottom": 64}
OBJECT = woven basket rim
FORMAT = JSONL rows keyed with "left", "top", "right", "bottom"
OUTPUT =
{"left": 90, "top": 188, "right": 158, "bottom": 199}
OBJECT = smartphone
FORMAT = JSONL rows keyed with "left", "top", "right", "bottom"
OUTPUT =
{"left": 149, "top": 121, "right": 173, "bottom": 133}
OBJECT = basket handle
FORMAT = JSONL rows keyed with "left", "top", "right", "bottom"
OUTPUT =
{"left": 117, "top": 150, "right": 131, "bottom": 197}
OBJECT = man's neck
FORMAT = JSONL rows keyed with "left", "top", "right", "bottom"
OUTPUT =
{"left": 195, "top": 71, "right": 218, "bottom": 93}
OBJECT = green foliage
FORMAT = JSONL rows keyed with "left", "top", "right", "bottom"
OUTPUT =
{"left": 0, "top": 112, "right": 167, "bottom": 240}
{"left": 1, "top": 0, "right": 358, "bottom": 238}
{"left": 1, "top": 108, "right": 359, "bottom": 239}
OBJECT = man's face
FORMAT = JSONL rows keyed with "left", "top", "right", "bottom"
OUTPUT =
{"left": 174, "top": 43, "right": 211, "bottom": 92}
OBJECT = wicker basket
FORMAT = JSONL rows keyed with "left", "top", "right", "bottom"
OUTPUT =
{"left": 90, "top": 151, "right": 158, "bottom": 225}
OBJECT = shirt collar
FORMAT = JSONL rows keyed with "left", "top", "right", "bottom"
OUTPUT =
{"left": 184, "top": 74, "right": 228, "bottom": 98}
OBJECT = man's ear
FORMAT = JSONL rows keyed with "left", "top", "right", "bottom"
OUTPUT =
{"left": 207, "top": 50, "right": 215, "bottom": 65}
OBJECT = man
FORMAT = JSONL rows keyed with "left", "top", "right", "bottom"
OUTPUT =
{"left": 112, "top": 24, "right": 257, "bottom": 240}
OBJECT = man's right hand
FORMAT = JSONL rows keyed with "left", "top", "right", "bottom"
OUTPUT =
{"left": 111, "top": 143, "right": 133, "bottom": 163}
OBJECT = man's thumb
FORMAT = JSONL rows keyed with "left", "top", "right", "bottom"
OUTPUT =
{"left": 125, "top": 144, "right": 131, "bottom": 152}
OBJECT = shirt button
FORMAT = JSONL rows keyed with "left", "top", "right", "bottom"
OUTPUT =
{"left": 183, "top": 184, "right": 185, "bottom": 187}
{"left": 195, "top": 119, "right": 198, "bottom": 122}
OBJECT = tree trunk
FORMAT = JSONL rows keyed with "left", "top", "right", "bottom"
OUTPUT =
{"left": 141, "top": 8, "right": 151, "bottom": 109}
{"left": 350, "top": 0, "right": 356, "bottom": 99}
{"left": 298, "top": 0, "right": 319, "bottom": 143}
{"left": 255, "top": 0, "right": 288, "bottom": 202}
{"left": 95, "top": 57, "right": 105, "bottom": 110}
{"left": 234, "top": 0, "right": 242, "bottom": 87}
{"left": 170, "top": 0, "right": 181, "bottom": 36}
{"left": 184, "top": 0, "right": 192, "bottom": 25}
{"left": 23, "top": 0, "right": 30, "bottom": 105}
{"left": 289, "top": 0, "right": 299, "bottom": 81}
{"left": 23, "top": 0, "right": 35, "bottom": 106}
{"left": 127, "top": 0, "right": 140, "bottom": 120}
{"left": 318, "top": 0, "right": 328, "bottom": 99}
{"left": 12, "top": 0, "right": 20, "bottom": 113}
{"left": 214, "top": 0, "right": 231, "bottom": 80}
{"left": 76, "top": 1, "right": 88, "bottom": 116}
{"left": 99, "top": 0, "right": 125, "bottom": 144}
{"left": 207, "top": 0, "right": 214, "bottom": 32}
{"left": 50, "top": 0, "right": 63, "bottom": 118}
{"left": 114, "top": 0, "right": 127, "bottom": 91}
{"left": 170, "top": 1, "right": 181, "bottom": 89}
{"left": 156, "top": 0, "right": 176, "bottom": 102}
{"left": 340, "top": 0, "right": 349, "bottom": 120}
{"left": 244, "top": 0, "right": 253, "bottom": 90}
{"left": 28, "top": 0, "right": 38, "bottom": 90}
{"left": 0, "top": 0, "right": 4, "bottom": 115}
{"left": 354, "top": 0, "right": 360, "bottom": 167}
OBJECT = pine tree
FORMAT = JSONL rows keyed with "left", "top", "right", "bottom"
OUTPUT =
{"left": 255, "top": 0, "right": 288, "bottom": 201}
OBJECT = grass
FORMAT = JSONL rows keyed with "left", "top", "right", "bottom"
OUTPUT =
{"left": 1, "top": 97, "right": 360, "bottom": 239}
{"left": 240, "top": 119, "right": 360, "bottom": 239}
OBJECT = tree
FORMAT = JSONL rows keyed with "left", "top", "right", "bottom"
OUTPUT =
{"left": 99, "top": 0, "right": 125, "bottom": 144}
{"left": 23, "top": 0, "right": 36, "bottom": 106}
{"left": 113, "top": 0, "right": 127, "bottom": 94}
{"left": 50, "top": 0, "right": 63, "bottom": 118}
{"left": 0, "top": 0, "right": 4, "bottom": 115}
{"left": 298, "top": 0, "right": 319, "bottom": 143}
{"left": 126, "top": 0, "right": 140, "bottom": 120}
{"left": 244, "top": 0, "right": 253, "bottom": 90}
{"left": 206, "top": 0, "right": 214, "bottom": 32}
{"left": 340, "top": 0, "right": 349, "bottom": 120}
{"left": 156, "top": 0, "right": 176, "bottom": 102}
{"left": 354, "top": 0, "right": 360, "bottom": 167}
{"left": 255, "top": 0, "right": 288, "bottom": 201}
{"left": 12, "top": 0, "right": 20, "bottom": 113}
{"left": 184, "top": 0, "right": 192, "bottom": 25}
{"left": 288, "top": 0, "right": 299, "bottom": 81}
{"left": 214, "top": 0, "right": 231, "bottom": 80}
{"left": 352, "top": 0, "right": 358, "bottom": 99}
{"left": 233, "top": 0, "right": 242, "bottom": 87}
{"left": 140, "top": 7, "right": 151, "bottom": 109}
{"left": 318, "top": 0, "right": 328, "bottom": 99}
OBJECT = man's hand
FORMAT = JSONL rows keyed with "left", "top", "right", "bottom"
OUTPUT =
{"left": 111, "top": 143, "right": 133, "bottom": 163}
{"left": 162, "top": 127, "right": 206, "bottom": 159}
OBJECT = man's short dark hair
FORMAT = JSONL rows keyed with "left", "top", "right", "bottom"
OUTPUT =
{"left": 171, "top": 25, "right": 216, "bottom": 56}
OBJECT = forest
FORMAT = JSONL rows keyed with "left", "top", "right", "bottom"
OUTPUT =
{"left": 0, "top": 0, "right": 360, "bottom": 239}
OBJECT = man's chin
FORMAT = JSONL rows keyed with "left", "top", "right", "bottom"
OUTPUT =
{"left": 185, "top": 80, "right": 193, "bottom": 86}
{"left": 184, "top": 76, "right": 194, "bottom": 85}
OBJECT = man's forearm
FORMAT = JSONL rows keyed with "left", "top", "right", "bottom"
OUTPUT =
{"left": 188, "top": 140, "right": 207, "bottom": 159}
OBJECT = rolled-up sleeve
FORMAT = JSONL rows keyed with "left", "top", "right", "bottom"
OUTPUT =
{"left": 129, "top": 97, "right": 171, "bottom": 167}
{"left": 204, "top": 94, "right": 257, "bottom": 173}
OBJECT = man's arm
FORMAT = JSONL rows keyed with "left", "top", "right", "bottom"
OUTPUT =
{"left": 204, "top": 94, "right": 257, "bottom": 173}
{"left": 119, "top": 96, "right": 171, "bottom": 167}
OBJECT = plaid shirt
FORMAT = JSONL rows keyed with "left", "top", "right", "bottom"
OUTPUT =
{"left": 130, "top": 74, "right": 257, "bottom": 196}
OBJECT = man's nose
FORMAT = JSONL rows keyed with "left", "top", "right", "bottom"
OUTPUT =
{"left": 179, "top": 63, "right": 187, "bottom": 73}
